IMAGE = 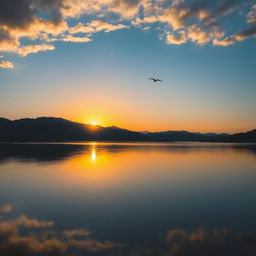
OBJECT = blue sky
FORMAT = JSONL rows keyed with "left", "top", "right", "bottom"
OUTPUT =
{"left": 0, "top": 0, "right": 255, "bottom": 132}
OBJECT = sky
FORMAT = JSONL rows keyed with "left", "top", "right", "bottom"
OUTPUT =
{"left": 0, "top": 0, "right": 256, "bottom": 133}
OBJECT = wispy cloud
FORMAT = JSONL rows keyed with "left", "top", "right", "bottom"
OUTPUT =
{"left": 0, "top": 60, "right": 14, "bottom": 69}
{"left": 60, "top": 35, "right": 92, "bottom": 43}
{"left": 17, "top": 44, "right": 55, "bottom": 57}
{"left": 89, "top": 20, "right": 129, "bottom": 32}
{"left": 70, "top": 23, "right": 95, "bottom": 34}
{"left": 70, "top": 20, "right": 128, "bottom": 35}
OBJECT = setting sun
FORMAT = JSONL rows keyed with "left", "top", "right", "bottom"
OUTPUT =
{"left": 90, "top": 121, "right": 97, "bottom": 126}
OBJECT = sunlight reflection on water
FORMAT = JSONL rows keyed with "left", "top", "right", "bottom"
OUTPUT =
{"left": 0, "top": 142, "right": 255, "bottom": 255}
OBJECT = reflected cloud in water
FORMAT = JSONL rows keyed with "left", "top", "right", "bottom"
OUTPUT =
{"left": 0, "top": 204, "right": 256, "bottom": 256}
{"left": 0, "top": 204, "right": 123, "bottom": 256}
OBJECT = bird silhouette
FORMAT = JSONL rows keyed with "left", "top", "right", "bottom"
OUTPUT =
{"left": 149, "top": 78, "right": 163, "bottom": 83}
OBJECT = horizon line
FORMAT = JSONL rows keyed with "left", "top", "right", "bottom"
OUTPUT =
{"left": 1, "top": 116, "right": 255, "bottom": 135}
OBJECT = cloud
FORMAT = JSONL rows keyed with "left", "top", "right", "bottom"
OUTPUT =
{"left": 89, "top": 20, "right": 129, "bottom": 32}
{"left": 214, "top": 23, "right": 256, "bottom": 46}
{"left": 187, "top": 24, "right": 211, "bottom": 44}
{"left": 0, "top": 0, "right": 35, "bottom": 29}
{"left": 60, "top": 35, "right": 92, "bottom": 43}
{"left": 199, "top": 0, "right": 243, "bottom": 27}
{"left": 70, "top": 20, "right": 128, "bottom": 35}
{"left": 70, "top": 22, "right": 95, "bottom": 34}
{"left": 159, "top": 2, "right": 189, "bottom": 30}
{"left": 0, "top": 32, "right": 19, "bottom": 52}
{"left": 108, "top": 0, "right": 142, "bottom": 19}
{"left": 0, "top": 0, "right": 131, "bottom": 66}
{"left": 165, "top": 24, "right": 224, "bottom": 45}
{"left": 0, "top": 0, "right": 255, "bottom": 67}
{"left": 247, "top": 4, "right": 256, "bottom": 23}
{"left": 135, "top": 0, "right": 233, "bottom": 30}
{"left": 0, "top": 61, "right": 14, "bottom": 69}
{"left": 213, "top": 37, "right": 234, "bottom": 46}
{"left": 133, "top": 0, "right": 254, "bottom": 46}
{"left": 234, "top": 23, "right": 256, "bottom": 40}
{"left": 17, "top": 44, "right": 55, "bottom": 57}
{"left": 165, "top": 30, "right": 187, "bottom": 45}
{"left": 132, "top": 15, "right": 159, "bottom": 26}
{"left": 0, "top": 0, "right": 68, "bottom": 54}
{"left": 56, "top": 0, "right": 142, "bottom": 20}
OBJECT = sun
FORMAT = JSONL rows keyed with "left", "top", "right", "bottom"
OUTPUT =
{"left": 90, "top": 121, "right": 97, "bottom": 126}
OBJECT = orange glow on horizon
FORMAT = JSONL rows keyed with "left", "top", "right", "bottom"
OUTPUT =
{"left": 72, "top": 115, "right": 253, "bottom": 134}
{"left": 46, "top": 88, "right": 255, "bottom": 134}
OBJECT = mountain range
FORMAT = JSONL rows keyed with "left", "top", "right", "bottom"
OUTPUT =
{"left": 0, "top": 117, "right": 255, "bottom": 143}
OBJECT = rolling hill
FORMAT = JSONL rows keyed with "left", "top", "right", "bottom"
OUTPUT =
{"left": 0, "top": 117, "right": 255, "bottom": 142}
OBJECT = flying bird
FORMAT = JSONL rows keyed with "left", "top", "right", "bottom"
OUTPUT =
{"left": 148, "top": 78, "right": 163, "bottom": 83}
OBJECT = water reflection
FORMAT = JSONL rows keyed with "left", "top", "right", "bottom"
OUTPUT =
{"left": 0, "top": 142, "right": 255, "bottom": 164}
{"left": 0, "top": 144, "right": 85, "bottom": 164}
{"left": 0, "top": 143, "right": 256, "bottom": 255}
{"left": 91, "top": 148, "right": 97, "bottom": 162}
{"left": 0, "top": 204, "right": 256, "bottom": 256}
{"left": 0, "top": 204, "right": 123, "bottom": 256}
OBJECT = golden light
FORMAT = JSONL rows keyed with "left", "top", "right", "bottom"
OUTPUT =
{"left": 90, "top": 121, "right": 97, "bottom": 126}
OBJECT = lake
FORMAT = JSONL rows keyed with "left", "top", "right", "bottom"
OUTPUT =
{"left": 0, "top": 142, "right": 256, "bottom": 256}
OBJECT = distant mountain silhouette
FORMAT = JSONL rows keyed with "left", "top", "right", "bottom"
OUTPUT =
{"left": 0, "top": 117, "right": 255, "bottom": 142}
{"left": 0, "top": 117, "right": 148, "bottom": 142}
{"left": 147, "top": 130, "right": 228, "bottom": 142}
{"left": 215, "top": 129, "right": 256, "bottom": 143}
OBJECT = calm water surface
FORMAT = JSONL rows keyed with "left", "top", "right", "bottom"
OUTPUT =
{"left": 0, "top": 142, "right": 256, "bottom": 255}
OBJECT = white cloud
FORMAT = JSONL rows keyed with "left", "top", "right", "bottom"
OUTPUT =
{"left": 165, "top": 30, "right": 187, "bottom": 45}
{"left": 17, "top": 44, "right": 55, "bottom": 57}
{"left": 0, "top": 60, "right": 14, "bottom": 68}
{"left": 89, "top": 20, "right": 129, "bottom": 32}
{"left": 187, "top": 24, "right": 210, "bottom": 45}
{"left": 70, "top": 23, "right": 95, "bottom": 34}
{"left": 60, "top": 35, "right": 92, "bottom": 42}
